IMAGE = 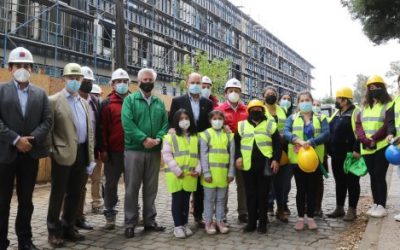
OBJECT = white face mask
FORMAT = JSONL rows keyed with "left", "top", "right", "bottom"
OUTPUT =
{"left": 179, "top": 120, "right": 190, "bottom": 130}
{"left": 13, "top": 68, "right": 30, "bottom": 83}
{"left": 227, "top": 92, "right": 240, "bottom": 103}
{"left": 201, "top": 88, "right": 211, "bottom": 98}
{"left": 211, "top": 119, "right": 224, "bottom": 130}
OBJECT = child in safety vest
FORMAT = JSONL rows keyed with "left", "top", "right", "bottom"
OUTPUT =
{"left": 162, "top": 108, "right": 200, "bottom": 239}
{"left": 200, "top": 110, "right": 235, "bottom": 235}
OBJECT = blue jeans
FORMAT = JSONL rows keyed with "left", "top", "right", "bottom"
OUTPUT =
{"left": 203, "top": 187, "right": 227, "bottom": 222}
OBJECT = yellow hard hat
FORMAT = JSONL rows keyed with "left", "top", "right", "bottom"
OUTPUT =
{"left": 247, "top": 99, "right": 265, "bottom": 112}
{"left": 63, "top": 63, "right": 83, "bottom": 76}
{"left": 297, "top": 147, "right": 319, "bottom": 173}
{"left": 279, "top": 151, "right": 289, "bottom": 166}
{"left": 335, "top": 86, "right": 353, "bottom": 99}
{"left": 366, "top": 75, "right": 385, "bottom": 86}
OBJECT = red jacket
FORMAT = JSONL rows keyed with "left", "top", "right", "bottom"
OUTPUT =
{"left": 209, "top": 95, "right": 219, "bottom": 108}
{"left": 215, "top": 101, "right": 248, "bottom": 133}
{"left": 100, "top": 91, "right": 125, "bottom": 152}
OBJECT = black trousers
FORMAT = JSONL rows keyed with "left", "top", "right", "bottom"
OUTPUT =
{"left": 192, "top": 180, "right": 204, "bottom": 221}
{"left": 331, "top": 154, "right": 360, "bottom": 208}
{"left": 293, "top": 166, "right": 319, "bottom": 218}
{"left": 364, "top": 147, "right": 389, "bottom": 207}
{"left": 171, "top": 191, "right": 191, "bottom": 227}
{"left": 0, "top": 153, "right": 38, "bottom": 248}
{"left": 47, "top": 144, "right": 88, "bottom": 236}
{"left": 242, "top": 162, "right": 271, "bottom": 227}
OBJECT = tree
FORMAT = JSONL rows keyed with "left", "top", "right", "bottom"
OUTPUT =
{"left": 386, "top": 60, "right": 400, "bottom": 78}
{"left": 321, "top": 96, "right": 335, "bottom": 104}
{"left": 341, "top": 0, "right": 400, "bottom": 44}
{"left": 176, "top": 51, "right": 231, "bottom": 98}
{"left": 353, "top": 74, "right": 368, "bottom": 104}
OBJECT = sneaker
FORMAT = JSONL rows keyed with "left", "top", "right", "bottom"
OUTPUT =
{"left": 371, "top": 205, "right": 387, "bottom": 218}
{"left": 366, "top": 204, "right": 377, "bottom": 216}
{"left": 294, "top": 219, "right": 305, "bottom": 231}
{"left": 104, "top": 218, "right": 116, "bottom": 230}
{"left": 183, "top": 224, "right": 193, "bottom": 237}
{"left": 394, "top": 214, "right": 400, "bottom": 221}
{"left": 216, "top": 221, "right": 229, "bottom": 234}
{"left": 91, "top": 206, "right": 104, "bottom": 214}
{"left": 327, "top": 206, "right": 345, "bottom": 218}
{"left": 174, "top": 226, "right": 186, "bottom": 239}
{"left": 306, "top": 218, "right": 318, "bottom": 230}
{"left": 343, "top": 207, "right": 357, "bottom": 221}
{"left": 205, "top": 221, "right": 217, "bottom": 235}
{"left": 268, "top": 207, "right": 274, "bottom": 216}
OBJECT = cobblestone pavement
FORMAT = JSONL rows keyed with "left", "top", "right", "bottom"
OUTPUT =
{"left": 7, "top": 169, "right": 371, "bottom": 250}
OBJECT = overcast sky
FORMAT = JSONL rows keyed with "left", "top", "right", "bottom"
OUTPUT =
{"left": 229, "top": 0, "right": 400, "bottom": 98}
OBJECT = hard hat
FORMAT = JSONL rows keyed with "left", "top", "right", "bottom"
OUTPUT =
{"left": 63, "top": 63, "right": 83, "bottom": 76}
{"left": 111, "top": 68, "right": 130, "bottom": 81}
{"left": 297, "top": 147, "right": 319, "bottom": 173}
{"left": 202, "top": 76, "right": 212, "bottom": 85}
{"left": 81, "top": 66, "right": 95, "bottom": 81}
{"left": 91, "top": 84, "right": 102, "bottom": 94}
{"left": 224, "top": 78, "right": 242, "bottom": 91}
{"left": 335, "top": 86, "right": 353, "bottom": 99}
{"left": 366, "top": 75, "right": 385, "bottom": 86}
{"left": 8, "top": 47, "right": 34, "bottom": 64}
{"left": 247, "top": 99, "right": 265, "bottom": 112}
{"left": 279, "top": 151, "right": 289, "bottom": 166}
{"left": 385, "top": 145, "right": 400, "bottom": 165}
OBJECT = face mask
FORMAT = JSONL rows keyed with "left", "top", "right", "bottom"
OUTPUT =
{"left": 201, "top": 88, "right": 211, "bottom": 98}
{"left": 335, "top": 101, "right": 341, "bottom": 109}
{"left": 369, "top": 89, "right": 384, "bottom": 99}
{"left": 116, "top": 83, "right": 129, "bottom": 95}
{"left": 179, "top": 120, "right": 190, "bottom": 130}
{"left": 140, "top": 82, "right": 154, "bottom": 93}
{"left": 13, "top": 68, "right": 30, "bottom": 83}
{"left": 211, "top": 119, "right": 224, "bottom": 130}
{"left": 66, "top": 80, "right": 81, "bottom": 93}
{"left": 249, "top": 111, "right": 264, "bottom": 121}
{"left": 279, "top": 99, "right": 291, "bottom": 109}
{"left": 227, "top": 92, "right": 240, "bottom": 103}
{"left": 188, "top": 84, "right": 201, "bottom": 94}
{"left": 299, "top": 102, "right": 313, "bottom": 113}
{"left": 312, "top": 106, "right": 321, "bottom": 114}
{"left": 265, "top": 95, "right": 277, "bottom": 105}
{"left": 79, "top": 81, "right": 93, "bottom": 94}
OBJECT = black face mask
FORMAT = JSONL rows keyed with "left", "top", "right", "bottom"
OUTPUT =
{"left": 249, "top": 111, "right": 264, "bottom": 122}
{"left": 79, "top": 81, "right": 93, "bottom": 94}
{"left": 140, "top": 82, "right": 154, "bottom": 93}
{"left": 335, "top": 101, "right": 341, "bottom": 109}
{"left": 369, "top": 89, "right": 384, "bottom": 99}
{"left": 265, "top": 95, "right": 277, "bottom": 105}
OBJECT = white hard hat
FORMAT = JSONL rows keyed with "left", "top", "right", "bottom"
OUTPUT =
{"left": 224, "top": 78, "right": 242, "bottom": 91}
{"left": 202, "top": 76, "right": 212, "bottom": 85}
{"left": 91, "top": 84, "right": 102, "bottom": 94}
{"left": 81, "top": 66, "right": 95, "bottom": 81}
{"left": 8, "top": 47, "right": 34, "bottom": 64}
{"left": 63, "top": 63, "right": 83, "bottom": 76}
{"left": 111, "top": 68, "right": 130, "bottom": 81}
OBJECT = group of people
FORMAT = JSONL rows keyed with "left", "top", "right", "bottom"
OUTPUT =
{"left": 1, "top": 46, "right": 399, "bottom": 250}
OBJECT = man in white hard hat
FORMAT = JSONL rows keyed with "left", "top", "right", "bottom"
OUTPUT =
{"left": 91, "top": 84, "right": 103, "bottom": 98}
{"left": 215, "top": 78, "right": 248, "bottom": 223}
{"left": 0, "top": 47, "right": 52, "bottom": 250}
{"left": 201, "top": 76, "right": 219, "bottom": 108}
{"left": 47, "top": 63, "right": 95, "bottom": 248}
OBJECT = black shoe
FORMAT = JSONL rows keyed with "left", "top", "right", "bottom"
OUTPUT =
{"left": 75, "top": 218, "right": 94, "bottom": 230}
{"left": 327, "top": 207, "right": 345, "bottom": 218}
{"left": 314, "top": 210, "right": 323, "bottom": 217}
{"left": 62, "top": 229, "right": 85, "bottom": 242}
{"left": 125, "top": 228, "right": 135, "bottom": 238}
{"left": 195, "top": 219, "right": 205, "bottom": 228}
{"left": 243, "top": 224, "right": 256, "bottom": 232}
{"left": 238, "top": 214, "right": 248, "bottom": 223}
{"left": 48, "top": 235, "right": 64, "bottom": 248}
{"left": 144, "top": 223, "right": 166, "bottom": 232}
{"left": 257, "top": 225, "right": 267, "bottom": 234}
{"left": 18, "top": 242, "right": 39, "bottom": 250}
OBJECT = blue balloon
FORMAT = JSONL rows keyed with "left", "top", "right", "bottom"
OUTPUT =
{"left": 385, "top": 145, "right": 400, "bottom": 165}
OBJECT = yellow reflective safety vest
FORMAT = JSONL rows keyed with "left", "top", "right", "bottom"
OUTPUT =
{"left": 238, "top": 119, "right": 277, "bottom": 171}
{"left": 164, "top": 133, "right": 199, "bottom": 193}
{"left": 394, "top": 96, "right": 400, "bottom": 136}
{"left": 265, "top": 105, "right": 287, "bottom": 134}
{"left": 288, "top": 113, "right": 325, "bottom": 164}
{"left": 200, "top": 128, "right": 233, "bottom": 188}
{"left": 328, "top": 106, "right": 360, "bottom": 134}
{"left": 360, "top": 102, "right": 393, "bottom": 155}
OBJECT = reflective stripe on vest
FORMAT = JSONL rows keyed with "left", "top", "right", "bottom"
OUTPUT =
{"left": 238, "top": 119, "right": 276, "bottom": 171}
{"left": 266, "top": 105, "right": 287, "bottom": 134}
{"left": 395, "top": 96, "right": 400, "bottom": 136}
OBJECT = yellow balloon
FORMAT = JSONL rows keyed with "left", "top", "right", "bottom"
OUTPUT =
{"left": 297, "top": 147, "right": 319, "bottom": 173}
{"left": 279, "top": 151, "right": 289, "bottom": 166}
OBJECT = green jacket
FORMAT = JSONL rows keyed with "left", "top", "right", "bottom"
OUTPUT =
{"left": 121, "top": 91, "right": 168, "bottom": 151}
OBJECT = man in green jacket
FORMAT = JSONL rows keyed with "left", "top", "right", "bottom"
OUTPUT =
{"left": 121, "top": 68, "right": 168, "bottom": 238}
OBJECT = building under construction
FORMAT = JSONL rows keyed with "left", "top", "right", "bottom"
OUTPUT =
{"left": 0, "top": 0, "right": 313, "bottom": 99}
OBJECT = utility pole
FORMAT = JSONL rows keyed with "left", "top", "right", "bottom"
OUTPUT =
{"left": 330, "top": 75, "right": 333, "bottom": 98}
{"left": 115, "top": 0, "right": 126, "bottom": 69}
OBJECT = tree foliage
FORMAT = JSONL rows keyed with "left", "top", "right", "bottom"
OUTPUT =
{"left": 341, "top": 0, "right": 400, "bottom": 44}
{"left": 385, "top": 60, "right": 400, "bottom": 78}
{"left": 353, "top": 74, "right": 368, "bottom": 104}
{"left": 176, "top": 51, "right": 231, "bottom": 98}
{"left": 321, "top": 96, "right": 335, "bottom": 104}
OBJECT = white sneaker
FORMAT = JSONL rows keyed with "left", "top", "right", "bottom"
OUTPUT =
{"left": 394, "top": 214, "right": 400, "bottom": 221}
{"left": 216, "top": 221, "right": 229, "bottom": 234}
{"left": 174, "top": 226, "right": 186, "bottom": 239}
{"left": 371, "top": 205, "right": 387, "bottom": 218}
{"left": 183, "top": 224, "right": 193, "bottom": 236}
{"left": 205, "top": 221, "right": 217, "bottom": 235}
{"left": 366, "top": 204, "right": 377, "bottom": 215}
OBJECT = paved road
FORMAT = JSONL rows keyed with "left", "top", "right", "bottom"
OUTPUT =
{"left": 7, "top": 169, "right": 370, "bottom": 250}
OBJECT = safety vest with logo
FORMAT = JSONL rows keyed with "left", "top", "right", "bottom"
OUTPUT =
{"left": 265, "top": 105, "right": 287, "bottom": 134}
{"left": 394, "top": 96, "right": 400, "bottom": 136}
{"left": 360, "top": 102, "right": 392, "bottom": 155}
{"left": 238, "top": 119, "right": 277, "bottom": 171}
{"left": 200, "top": 128, "right": 233, "bottom": 188}
{"left": 288, "top": 113, "right": 325, "bottom": 164}
{"left": 328, "top": 106, "right": 360, "bottom": 134}
{"left": 164, "top": 134, "right": 198, "bottom": 193}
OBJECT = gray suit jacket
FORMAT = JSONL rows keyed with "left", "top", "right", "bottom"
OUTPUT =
{"left": 0, "top": 81, "right": 52, "bottom": 164}
{"left": 49, "top": 90, "right": 94, "bottom": 166}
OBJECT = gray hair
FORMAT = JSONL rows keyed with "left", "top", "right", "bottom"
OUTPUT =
{"left": 262, "top": 86, "right": 278, "bottom": 97}
{"left": 138, "top": 68, "right": 157, "bottom": 81}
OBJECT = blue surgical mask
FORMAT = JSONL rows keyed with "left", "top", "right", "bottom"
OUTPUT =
{"left": 116, "top": 83, "right": 129, "bottom": 95}
{"left": 66, "top": 80, "right": 81, "bottom": 93}
{"left": 188, "top": 84, "right": 201, "bottom": 94}
{"left": 279, "top": 99, "right": 291, "bottom": 109}
{"left": 299, "top": 102, "right": 313, "bottom": 113}
{"left": 312, "top": 106, "right": 321, "bottom": 114}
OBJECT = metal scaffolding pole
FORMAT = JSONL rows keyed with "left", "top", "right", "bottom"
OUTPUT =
{"left": 54, "top": 0, "right": 59, "bottom": 72}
